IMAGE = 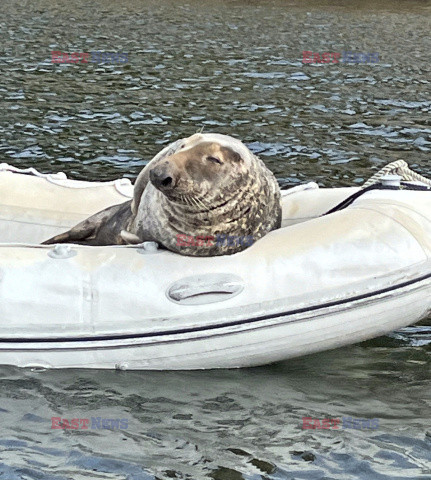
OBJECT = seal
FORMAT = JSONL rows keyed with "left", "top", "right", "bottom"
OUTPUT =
{"left": 43, "top": 133, "right": 282, "bottom": 256}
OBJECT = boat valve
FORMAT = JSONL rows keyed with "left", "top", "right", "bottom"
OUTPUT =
{"left": 136, "top": 241, "right": 159, "bottom": 254}
{"left": 48, "top": 244, "right": 77, "bottom": 259}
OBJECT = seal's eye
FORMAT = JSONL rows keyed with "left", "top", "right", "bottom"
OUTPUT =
{"left": 207, "top": 156, "right": 223, "bottom": 165}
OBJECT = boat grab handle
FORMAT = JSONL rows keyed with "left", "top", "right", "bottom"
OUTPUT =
{"left": 167, "top": 274, "right": 244, "bottom": 305}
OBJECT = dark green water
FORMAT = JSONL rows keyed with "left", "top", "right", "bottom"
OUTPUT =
{"left": 0, "top": 0, "right": 430, "bottom": 478}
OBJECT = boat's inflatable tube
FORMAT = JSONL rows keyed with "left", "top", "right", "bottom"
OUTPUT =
{"left": 0, "top": 165, "right": 429, "bottom": 370}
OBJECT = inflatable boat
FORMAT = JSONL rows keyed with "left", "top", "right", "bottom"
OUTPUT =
{"left": 0, "top": 163, "right": 430, "bottom": 370}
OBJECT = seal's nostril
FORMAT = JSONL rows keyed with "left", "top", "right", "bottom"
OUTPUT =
{"left": 161, "top": 176, "right": 173, "bottom": 187}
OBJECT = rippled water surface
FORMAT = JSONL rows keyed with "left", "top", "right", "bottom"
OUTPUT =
{"left": 0, "top": 0, "right": 430, "bottom": 478}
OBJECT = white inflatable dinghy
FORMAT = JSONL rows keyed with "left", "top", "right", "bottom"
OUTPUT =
{"left": 0, "top": 163, "right": 430, "bottom": 370}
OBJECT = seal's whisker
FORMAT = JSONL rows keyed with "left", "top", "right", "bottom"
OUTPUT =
{"left": 196, "top": 198, "right": 206, "bottom": 212}
{"left": 187, "top": 196, "right": 197, "bottom": 209}
{"left": 181, "top": 193, "right": 203, "bottom": 212}
{"left": 198, "top": 198, "right": 210, "bottom": 212}
{"left": 192, "top": 197, "right": 202, "bottom": 210}
{"left": 180, "top": 194, "right": 193, "bottom": 208}
{"left": 184, "top": 195, "right": 195, "bottom": 207}
{"left": 191, "top": 195, "right": 210, "bottom": 212}
{"left": 197, "top": 196, "right": 211, "bottom": 210}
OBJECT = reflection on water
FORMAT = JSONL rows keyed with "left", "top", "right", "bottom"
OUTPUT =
{"left": 0, "top": 0, "right": 430, "bottom": 478}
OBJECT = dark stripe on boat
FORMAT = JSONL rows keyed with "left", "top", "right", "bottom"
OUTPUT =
{"left": 1, "top": 272, "right": 430, "bottom": 344}
{"left": 323, "top": 183, "right": 431, "bottom": 216}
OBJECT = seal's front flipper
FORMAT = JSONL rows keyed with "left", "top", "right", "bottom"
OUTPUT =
{"left": 120, "top": 230, "right": 142, "bottom": 244}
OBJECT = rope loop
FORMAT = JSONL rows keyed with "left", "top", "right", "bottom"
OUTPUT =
{"left": 363, "top": 160, "right": 431, "bottom": 188}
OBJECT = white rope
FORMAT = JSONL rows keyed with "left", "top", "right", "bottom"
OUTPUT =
{"left": 363, "top": 160, "right": 431, "bottom": 188}
{"left": 0, "top": 162, "right": 133, "bottom": 198}
{"left": 0, "top": 162, "right": 67, "bottom": 180}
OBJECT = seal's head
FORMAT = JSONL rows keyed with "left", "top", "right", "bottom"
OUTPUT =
{"left": 148, "top": 133, "right": 254, "bottom": 209}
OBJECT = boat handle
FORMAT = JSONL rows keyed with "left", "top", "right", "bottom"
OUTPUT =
{"left": 167, "top": 274, "right": 244, "bottom": 305}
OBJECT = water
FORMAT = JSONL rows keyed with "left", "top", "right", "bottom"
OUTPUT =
{"left": 1, "top": 338, "right": 430, "bottom": 479}
{"left": 0, "top": 0, "right": 430, "bottom": 478}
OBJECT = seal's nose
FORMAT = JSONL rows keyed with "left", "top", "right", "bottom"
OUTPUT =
{"left": 150, "top": 164, "right": 176, "bottom": 191}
